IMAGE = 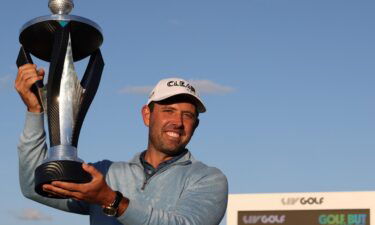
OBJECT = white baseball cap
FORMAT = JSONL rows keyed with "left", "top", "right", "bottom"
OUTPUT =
{"left": 147, "top": 78, "right": 206, "bottom": 113}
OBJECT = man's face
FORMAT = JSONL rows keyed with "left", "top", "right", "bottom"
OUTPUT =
{"left": 142, "top": 99, "right": 199, "bottom": 156}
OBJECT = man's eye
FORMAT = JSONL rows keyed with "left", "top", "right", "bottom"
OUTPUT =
{"left": 183, "top": 113, "right": 194, "bottom": 119}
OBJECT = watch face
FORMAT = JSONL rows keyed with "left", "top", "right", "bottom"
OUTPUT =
{"left": 103, "top": 207, "right": 117, "bottom": 217}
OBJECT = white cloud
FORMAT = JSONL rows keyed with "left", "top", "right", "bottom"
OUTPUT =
{"left": 16, "top": 208, "right": 52, "bottom": 221}
{"left": 188, "top": 80, "right": 235, "bottom": 94}
{"left": 118, "top": 85, "right": 153, "bottom": 94}
{"left": 118, "top": 79, "right": 235, "bottom": 95}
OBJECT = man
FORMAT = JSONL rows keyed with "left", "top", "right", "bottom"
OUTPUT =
{"left": 15, "top": 64, "right": 228, "bottom": 225}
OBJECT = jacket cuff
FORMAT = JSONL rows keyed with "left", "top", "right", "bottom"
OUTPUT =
{"left": 117, "top": 198, "right": 152, "bottom": 225}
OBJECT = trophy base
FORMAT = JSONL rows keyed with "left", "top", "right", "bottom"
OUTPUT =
{"left": 35, "top": 160, "right": 92, "bottom": 198}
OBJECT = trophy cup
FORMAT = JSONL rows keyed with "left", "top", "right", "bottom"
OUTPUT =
{"left": 16, "top": 0, "right": 104, "bottom": 198}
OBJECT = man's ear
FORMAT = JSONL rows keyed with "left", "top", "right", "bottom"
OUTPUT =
{"left": 142, "top": 105, "right": 151, "bottom": 127}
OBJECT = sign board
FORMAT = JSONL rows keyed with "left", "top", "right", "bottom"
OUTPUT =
{"left": 227, "top": 192, "right": 375, "bottom": 225}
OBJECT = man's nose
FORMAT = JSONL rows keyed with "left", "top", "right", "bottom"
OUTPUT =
{"left": 170, "top": 112, "right": 184, "bottom": 128}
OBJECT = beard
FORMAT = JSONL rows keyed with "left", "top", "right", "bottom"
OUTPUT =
{"left": 148, "top": 123, "right": 191, "bottom": 157}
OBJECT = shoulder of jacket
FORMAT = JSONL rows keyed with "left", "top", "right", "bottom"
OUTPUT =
{"left": 92, "top": 159, "right": 114, "bottom": 175}
{"left": 187, "top": 160, "right": 227, "bottom": 182}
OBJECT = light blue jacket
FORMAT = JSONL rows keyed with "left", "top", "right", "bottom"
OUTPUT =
{"left": 18, "top": 112, "right": 228, "bottom": 225}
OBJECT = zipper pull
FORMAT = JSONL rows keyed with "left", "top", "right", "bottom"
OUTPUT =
{"left": 141, "top": 179, "right": 147, "bottom": 190}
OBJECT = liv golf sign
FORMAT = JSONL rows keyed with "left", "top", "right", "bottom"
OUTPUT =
{"left": 227, "top": 192, "right": 375, "bottom": 225}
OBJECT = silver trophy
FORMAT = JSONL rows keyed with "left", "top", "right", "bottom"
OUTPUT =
{"left": 17, "top": 0, "right": 104, "bottom": 198}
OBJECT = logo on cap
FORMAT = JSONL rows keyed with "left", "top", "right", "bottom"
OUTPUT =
{"left": 167, "top": 80, "right": 196, "bottom": 94}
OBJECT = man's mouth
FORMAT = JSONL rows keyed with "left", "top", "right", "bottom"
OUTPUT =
{"left": 166, "top": 131, "right": 181, "bottom": 138}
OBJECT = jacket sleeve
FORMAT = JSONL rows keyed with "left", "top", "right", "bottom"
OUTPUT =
{"left": 117, "top": 166, "right": 228, "bottom": 225}
{"left": 18, "top": 111, "right": 90, "bottom": 215}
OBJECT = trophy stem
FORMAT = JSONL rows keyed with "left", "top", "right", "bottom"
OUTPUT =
{"left": 59, "top": 34, "right": 83, "bottom": 146}
{"left": 44, "top": 145, "right": 82, "bottom": 162}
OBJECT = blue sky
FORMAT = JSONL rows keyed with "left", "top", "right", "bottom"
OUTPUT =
{"left": 1, "top": 0, "right": 375, "bottom": 224}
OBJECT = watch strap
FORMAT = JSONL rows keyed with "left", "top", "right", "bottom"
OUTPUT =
{"left": 111, "top": 191, "right": 123, "bottom": 213}
{"left": 103, "top": 191, "right": 123, "bottom": 217}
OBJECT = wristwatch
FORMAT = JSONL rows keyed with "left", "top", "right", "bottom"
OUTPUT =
{"left": 103, "top": 191, "right": 123, "bottom": 217}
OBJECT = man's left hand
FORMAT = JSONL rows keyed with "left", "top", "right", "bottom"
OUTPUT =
{"left": 42, "top": 163, "right": 116, "bottom": 206}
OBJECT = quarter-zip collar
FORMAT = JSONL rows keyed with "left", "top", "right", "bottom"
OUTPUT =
{"left": 140, "top": 149, "right": 188, "bottom": 179}
{"left": 129, "top": 149, "right": 194, "bottom": 191}
{"left": 129, "top": 149, "right": 194, "bottom": 167}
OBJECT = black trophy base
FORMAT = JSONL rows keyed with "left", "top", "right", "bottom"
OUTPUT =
{"left": 35, "top": 160, "right": 92, "bottom": 198}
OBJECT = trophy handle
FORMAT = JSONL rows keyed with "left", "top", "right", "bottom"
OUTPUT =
{"left": 16, "top": 47, "right": 46, "bottom": 110}
{"left": 71, "top": 49, "right": 104, "bottom": 147}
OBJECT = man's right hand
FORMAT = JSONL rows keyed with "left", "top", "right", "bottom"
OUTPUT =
{"left": 15, "top": 64, "right": 45, "bottom": 113}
